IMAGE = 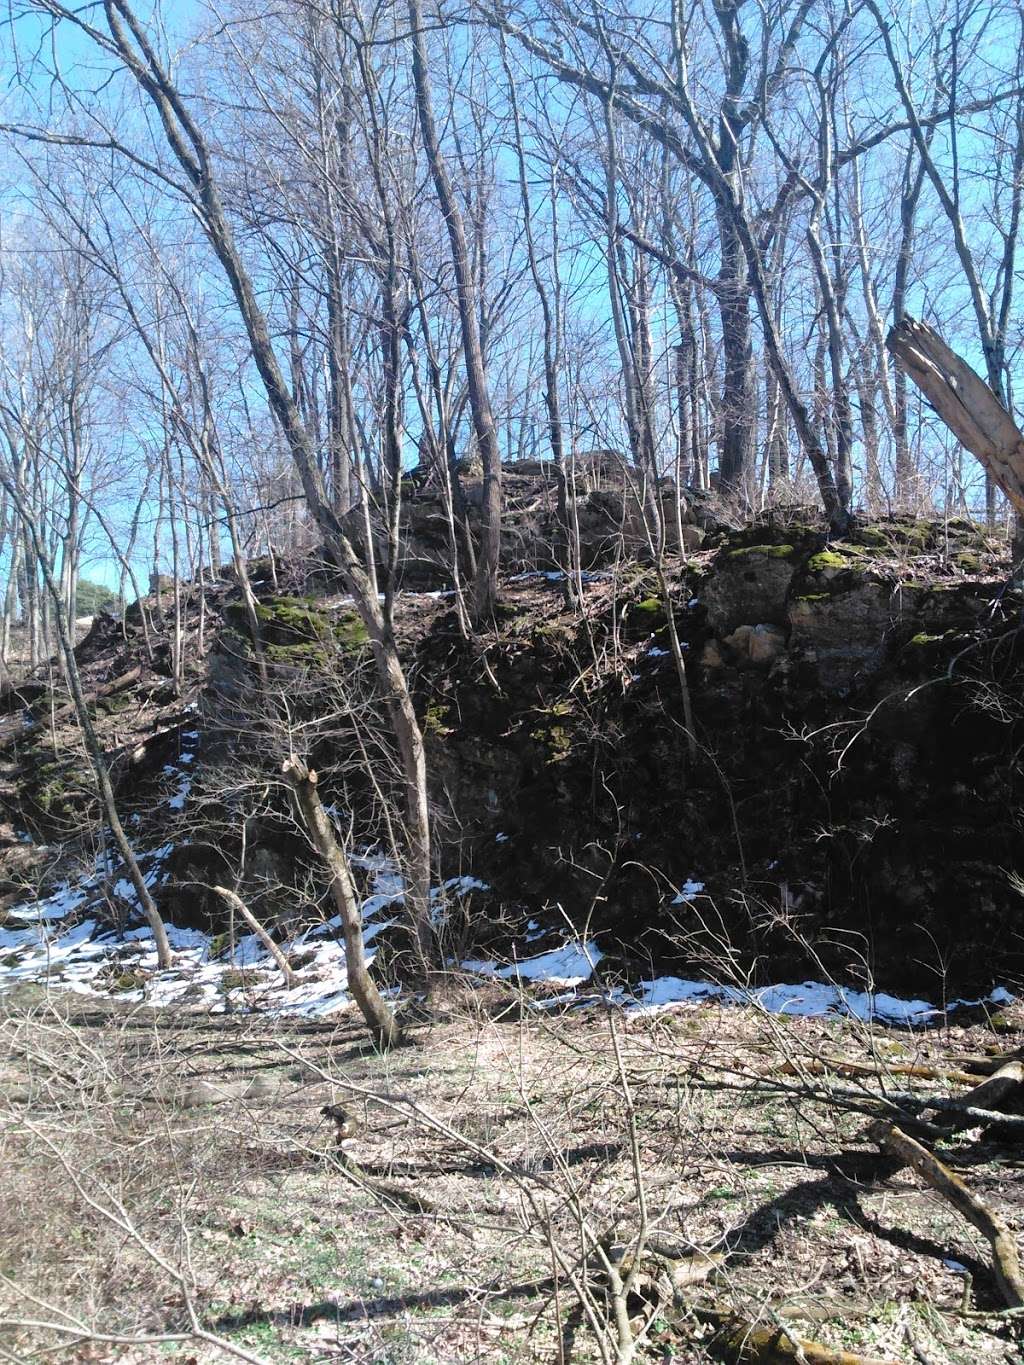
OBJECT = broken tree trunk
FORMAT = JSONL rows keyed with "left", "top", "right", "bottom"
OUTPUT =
{"left": 0, "top": 666, "right": 143, "bottom": 753}
{"left": 699, "top": 1308, "right": 903, "bottom": 1365}
{"left": 886, "top": 316, "right": 1024, "bottom": 514}
{"left": 282, "top": 756, "right": 401, "bottom": 1050}
{"left": 930, "top": 1058, "right": 1024, "bottom": 1133}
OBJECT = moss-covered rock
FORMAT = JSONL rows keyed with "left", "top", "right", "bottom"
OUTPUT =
{"left": 727, "top": 543, "right": 795, "bottom": 560}
{"left": 333, "top": 610, "right": 370, "bottom": 652}
{"left": 424, "top": 699, "right": 455, "bottom": 738}
{"left": 22, "top": 756, "right": 93, "bottom": 831}
{"left": 224, "top": 594, "right": 368, "bottom": 671}
{"left": 806, "top": 549, "right": 851, "bottom": 574}
{"left": 264, "top": 643, "right": 330, "bottom": 668}
{"left": 788, "top": 579, "right": 894, "bottom": 690}
{"left": 705, "top": 539, "right": 799, "bottom": 633}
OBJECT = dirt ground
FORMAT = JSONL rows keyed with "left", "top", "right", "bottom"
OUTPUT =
{"left": 1, "top": 982, "right": 1023, "bottom": 1364}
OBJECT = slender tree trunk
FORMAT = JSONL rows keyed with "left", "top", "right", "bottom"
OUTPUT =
{"left": 282, "top": 757, "right": 400, "bottom": 1048}
{"left": 89, "top": 0, "right": 435, "bottom": 963}
{"left": 212, "top": 885, "right": 296, "bottom": 990}
{"left": 2, "top": 474, "right": 172, "bottom": 968}
{"left": 408, "top": 0, "right": 502, "bottom": 619}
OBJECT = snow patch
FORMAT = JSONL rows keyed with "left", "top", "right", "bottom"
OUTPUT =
{"left": 632, "top": 976, "right": 1014, "bottom": 1024}
{"left": 463, "top": 940, "right": 602, "bottom": 988}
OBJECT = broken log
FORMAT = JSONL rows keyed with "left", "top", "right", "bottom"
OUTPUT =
{"left": 700, "top": 1310, "right": 903, "bottom": 1365}
{"left": 0, "top": 666, "right": 143, "bottom": 752}
{"left": 868, "top": 1121, "right": 1024, "bottom": 1309}
{"left": 886, "top": 316, "right": 1024, "bottom": 515}
{"left": 780, "top": 1056, "right": 980, "bottom": 1087}
{"left": 931, "top": 1058, "right": 1024, "bottom": 1133}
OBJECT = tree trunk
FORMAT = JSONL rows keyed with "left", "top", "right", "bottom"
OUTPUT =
{"left": 408, "top": 0, "right": 502, "bottom": 620}
{"left": 715, "top": 208, "right": 756, "bottom": 496}
{"left": 282, "top": 756, "right": 401, "bottom": 1049}
{"left": 887, "top": 317, "right": 1024, "bottom": 516}
{"left": 0, "top": 476, "right": 173, "bottom": 968}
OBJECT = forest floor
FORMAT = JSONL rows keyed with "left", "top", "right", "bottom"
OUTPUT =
{"left": 2, "top": 982, "right": 1023, "bottom": 1364}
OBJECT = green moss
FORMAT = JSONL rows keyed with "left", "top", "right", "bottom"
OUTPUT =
{"left": 987, "top": 1008, "right": 1022, "bottom": 1034}
{"left": 534, "top": 620, "right": 576, "bottom": 645}
{"left": 26, "top": 758, "right": 87, "bottom": 824}
{"left": 208, "top": 932, "right": 231, "bottom": 959}
{"left": 542, "top": 699, "right": 572, "bottom": 718}
{"left": 852, "top": 525, "right": 890, "bottom": 548}
{"left": 229, "top": 596, "right": 368, "bottom": 667}
{"left": 264, "top": 643, "right": 329, "bottom": 668}
{"left": 953, "top": 550, "right": 983, "bottom": 572}
{"left": 110, "top": 969, "right": 145, "bottom": 993}
{"left": 93, "top": 691, "right": 135, "bottom": 716}
{"left": 543, "top": 726, "right": 572, "bottom": 763}
{"left": 228, "top": 594, "right": 332, "bottom": 643}
{"left": 807, "top": 549, "right": 850, "bottom": 573}
{"left": 333, "top": 610, "right": 370, "bottom": 652}
{"left": 530, "top": 697, "right": 574, "bottom": 761}
{"left": 727, "top": 543, "right": 795, "bottom": 560}
{"left": 424, "top": 700, "right": 454, "bottom": 738}
{"left": 899, "top": 521, "right": 932, "bottom": 546}
{"left": 634, "top": 596, "right": 663, "bottom": 614}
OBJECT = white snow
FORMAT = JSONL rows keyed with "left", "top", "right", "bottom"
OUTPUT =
{"left": 463, "top": 940, "right": 602, "bottom": 988}
{"left": 0, "top": 841, "right": 494, "bottom": 1022}
{"left": 509, "top": 569, "right": 609, "bottom": 584}
{"left": 2, "top": 841, "right": 1016, "bottom": 1029}
{"left": 632, "top": 976, "right": 1013, "bottom": 1024}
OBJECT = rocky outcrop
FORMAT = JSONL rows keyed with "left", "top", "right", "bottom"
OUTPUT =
{"left": 2, "top": 512, "right": 1019, "bottom": 998}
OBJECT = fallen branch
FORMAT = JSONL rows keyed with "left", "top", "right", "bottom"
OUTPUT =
{"left": 944, "top": 1051, "right": 1023, "bottom": 1076}
{"left": 212, "top": 885, "right": 297, "bottom": 991}
{"left": 868, "top": 1121, "right": 1024, "bottom": 1309}
{"left": 692, "top": 1305, "right": 903, "bottom": 1365}
{"left": 0, "top": 666, "right": 144, "bottom": 751}
{"left": 780, "top": 1056, "right": 980, "bottom": 1087}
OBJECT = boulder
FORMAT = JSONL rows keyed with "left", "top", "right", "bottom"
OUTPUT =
{"left": 721, "top": 622, "right": 787, "bottom": 668}
{"left": 703, "top": 543, "right": 798, "bottom": 633}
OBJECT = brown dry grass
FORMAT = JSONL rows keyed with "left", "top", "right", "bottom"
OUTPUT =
{"left": 1, "top": 983, "right": 1023, "bottom": 1363}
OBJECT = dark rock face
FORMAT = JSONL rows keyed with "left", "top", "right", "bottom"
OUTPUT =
{"left": 704, "top": 542, "right": 799, "bottom": 632}
{"left": 411, "top": 521, "right": 1022, "bottom": 995}
{"left": 3, "top": 512, "right": 1019, "bottom": 998}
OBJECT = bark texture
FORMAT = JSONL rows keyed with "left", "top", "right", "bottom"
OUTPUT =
{"left": 887, "top": 316, "right": 1024, "bottom": 515}
{"left": 282, "top": 756, "right": 401, "bottom": 1049}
